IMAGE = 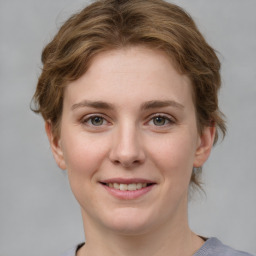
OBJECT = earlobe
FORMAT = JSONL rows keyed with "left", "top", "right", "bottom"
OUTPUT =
{"left": 45, "top": 121, "right": 67, "bottom": 170}
{"left": 193, "top": 126, "right": 216, "bottom": 168}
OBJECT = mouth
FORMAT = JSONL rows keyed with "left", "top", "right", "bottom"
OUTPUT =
{"left": 99, "top": 178, "right": 157, "bottom": 200}
{"left": 99, "top": 179, "right": 156, "bottom": 199}
{"left": 100, "top": 182, "right": 154, "bottom": 191}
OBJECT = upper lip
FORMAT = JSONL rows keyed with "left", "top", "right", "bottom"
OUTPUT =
{"left": 100, "top": 178, "right": 156, "bottom": 184}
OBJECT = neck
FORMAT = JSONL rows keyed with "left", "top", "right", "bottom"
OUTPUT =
{"left": 78, "top": 200, "right": 204, "bottom": 256}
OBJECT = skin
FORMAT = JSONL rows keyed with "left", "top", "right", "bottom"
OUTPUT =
{"left": 46, "top": 46, "right": 215, "bottom": 256}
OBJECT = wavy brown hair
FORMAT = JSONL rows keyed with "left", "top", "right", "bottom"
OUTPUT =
{"left": 32, "top": 0, "right": 226, "bottom": 188}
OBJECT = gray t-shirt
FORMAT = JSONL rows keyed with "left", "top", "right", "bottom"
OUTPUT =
{"left": 60, "top": 238, "right": 254, "bottom": 256}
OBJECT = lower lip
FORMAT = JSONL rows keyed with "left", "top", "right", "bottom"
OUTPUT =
{"left": 102, "top": 184, "right": 155, "bottom": 200}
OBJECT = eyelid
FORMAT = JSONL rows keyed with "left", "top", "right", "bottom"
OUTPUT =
{"left": 146, "top": 113, "right": 176, "bottom": 126}
{"left": 79, "top": 112, "right": 176, "bottom": 127}
{"left": 81, "top": 113, "right": 111, "bottom": 126}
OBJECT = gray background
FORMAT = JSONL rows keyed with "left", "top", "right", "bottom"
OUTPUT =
{"left": 0, "top": 0, "right": 255, "bottom": 255}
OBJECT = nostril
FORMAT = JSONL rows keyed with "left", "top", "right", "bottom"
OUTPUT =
{"left": 109, "top": 144, "right": 146, "bottom": 167}
{"left": 112, "top": 160, "right": 139, "bottom": 168}
{"left": 113, "top": 160, "right": 121, "bottom": 165}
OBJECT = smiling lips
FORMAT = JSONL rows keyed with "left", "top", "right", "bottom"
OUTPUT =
{"left": 100, "top": 179, "right": 156, "bottom": 199}
{"left": 106, "top": 182, "right": 147, "bottom": 191}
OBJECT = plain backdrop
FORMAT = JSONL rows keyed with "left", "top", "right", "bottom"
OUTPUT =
{"left": 0, "top": 0, "right": 255, "bottom": 255}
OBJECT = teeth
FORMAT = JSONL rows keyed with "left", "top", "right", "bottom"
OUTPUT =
{"left": 106, "top": 183, "right": 148, "bottom": 191}
{"left": 136, "top": 183, "right": 142, "bottom": 189}
{"left": 128, "top": 184, "right": 136, "bottom": 191}
{"left": 114, "top": 183, "right": 119, "bottom": 189}
{"left": 120, "top": 184, "right": 128, "bottom": 191}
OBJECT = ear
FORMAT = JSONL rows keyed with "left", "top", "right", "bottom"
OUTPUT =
{"left": 193, "top": 125, "right": 216, "bottom": 168}
{"left": 45, "top": 121, "right": 66, "bottom": 170}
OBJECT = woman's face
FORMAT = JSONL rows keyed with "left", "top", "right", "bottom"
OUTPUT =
{"left": 47, "top": 46, "right": 214, "bottom": 235}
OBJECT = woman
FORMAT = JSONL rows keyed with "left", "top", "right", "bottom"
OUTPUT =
{"left": 32, "top": 0, "right": 253, "bottom": 255}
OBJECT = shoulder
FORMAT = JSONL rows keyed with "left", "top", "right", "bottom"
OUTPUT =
{"left": 194, "top": 237, "right": 254, "bottom": 256}
{"left": 60, "top": 239, "right": 254, "bottom": 256}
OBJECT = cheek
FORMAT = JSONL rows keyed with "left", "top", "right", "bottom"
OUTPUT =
{"left": 146, "top": 131, "right": 197, "bottom": 181}
{"left": 61, "top": 132, "right": 110, "bottom": 179}
{"left": 60, "top": 132, "right": 111, "bottom": 206}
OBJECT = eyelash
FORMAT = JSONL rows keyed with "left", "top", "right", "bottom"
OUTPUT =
{"left": 81, "top": 113, "right": 175, "bottom": 128}
{"left": 81, "top": 114, "right": 110, "bottom": 127}
{"left": 147, "top": 114, "right": 175, "bottom": 127}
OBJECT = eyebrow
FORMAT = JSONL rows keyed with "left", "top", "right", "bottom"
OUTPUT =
{"left": 71, "top": 99, "right": 184, "bottom": 111}
{"left": 71, "top": 100, "right": 115, "bottom": 110}
{"left": 141, "top": 100, "right": 184, "bottom": 110}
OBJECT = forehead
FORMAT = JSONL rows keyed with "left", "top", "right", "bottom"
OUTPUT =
{"left": 64, "top": 46, "right": 194, "bottom": 109}
{"left": 86, "top": 46, "right": 186, "bottom": 84}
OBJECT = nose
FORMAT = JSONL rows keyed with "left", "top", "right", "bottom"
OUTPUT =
{"left": 109, "top": 123, "right": 146, "bottom": 168}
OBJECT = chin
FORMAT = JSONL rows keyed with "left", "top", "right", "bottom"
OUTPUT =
{"left": 108, "top": 222, "right": 153, "bottom": 236}
{"left": 102, "top": 207, "right": 157, "bottom": 236}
